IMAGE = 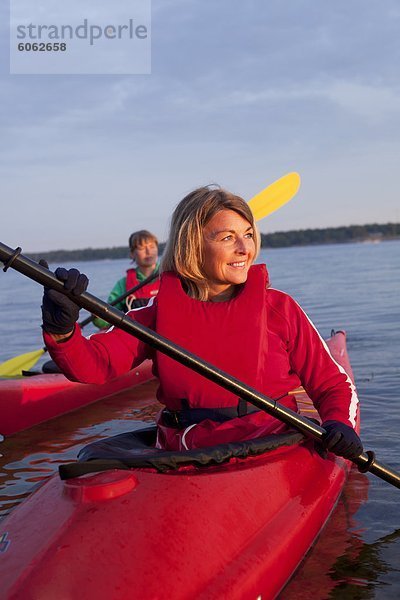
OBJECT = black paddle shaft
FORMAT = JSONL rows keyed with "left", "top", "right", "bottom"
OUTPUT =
{"left": 78, "top": 270, "right": 158, "bottom": 327}
{"left": 1, "top": 241, "right": 400, "bottom": 489}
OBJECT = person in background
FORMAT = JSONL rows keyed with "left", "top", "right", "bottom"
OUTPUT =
{"left": 41, "top": 186, "right": 363, "bottom": 459}
{"left": 93, "top": 230, "right": 160, "bottom": 329}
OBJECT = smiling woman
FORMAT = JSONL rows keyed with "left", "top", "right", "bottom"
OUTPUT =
{"left": 161, "top": 185, "right": 260, "bottom": 301}
{"left": 41, "top": 183, "right": 362, "bottom": 458}
{"left": 202, "top": 210, "right": 256, "bottom": 300}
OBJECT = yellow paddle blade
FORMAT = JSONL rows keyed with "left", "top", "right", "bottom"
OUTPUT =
{"left": 248, "top": 172, "right": 301, "bottom": 222}
{"left": 0, "top": 348, "right": 46, "bottom": 377}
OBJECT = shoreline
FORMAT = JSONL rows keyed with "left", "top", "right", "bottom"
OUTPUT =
{"left": 26, "top": 223, "right": 400, "bottom": 263}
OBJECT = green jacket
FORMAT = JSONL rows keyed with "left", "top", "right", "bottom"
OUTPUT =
{"left": 93, "top": 265, "right": 159, "bottom": 329}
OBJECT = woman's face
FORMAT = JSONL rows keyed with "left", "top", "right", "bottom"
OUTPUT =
{"left": 202, "top": 209, "right": 256, "bottom": 301}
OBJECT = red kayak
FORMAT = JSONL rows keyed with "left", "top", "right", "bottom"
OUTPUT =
{"left": 0, "top": 332, "right": 357, "bottom": 599}
{"left": 0, "top": 360, "right": 154, "bottom": 436}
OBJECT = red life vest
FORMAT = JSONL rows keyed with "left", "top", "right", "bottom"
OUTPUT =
{"left": 154, "top": 265, "right": 297, "bottom": 449}
{"left": 155, "top": 265, "right": 270, "bottom": 410}
{"left": 126, "top": 268, "right": 159, "bottom": 306}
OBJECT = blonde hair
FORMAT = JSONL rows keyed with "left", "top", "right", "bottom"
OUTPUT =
{"left": 161, "top": 185, "right": 260, "bottom": 300}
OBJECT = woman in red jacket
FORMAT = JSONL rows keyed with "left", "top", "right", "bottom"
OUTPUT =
{"left": 42, "top": 186, "right": 362, "bottom": 457}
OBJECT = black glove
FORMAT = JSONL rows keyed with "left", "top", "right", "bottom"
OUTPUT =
{"left": 130, "top": 297, "right": 150, "bottom": 309}
{"left": 322, "top": 420, "right": 363, "bottom": 460}
{"left": 40, "top": 260, "right": 89, "bottom": 334}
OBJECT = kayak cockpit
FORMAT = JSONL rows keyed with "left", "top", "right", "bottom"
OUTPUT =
{"left": 59, "top": 425, "right": 306, "bottom": 479}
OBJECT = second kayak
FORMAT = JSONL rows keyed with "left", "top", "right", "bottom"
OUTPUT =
{"left": 0, "top": 359, "right": 154, "bottom": 436}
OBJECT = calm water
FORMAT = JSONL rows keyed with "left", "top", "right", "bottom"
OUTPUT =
{"left": 0, "top": 241, "right": 400, "bottom": 598}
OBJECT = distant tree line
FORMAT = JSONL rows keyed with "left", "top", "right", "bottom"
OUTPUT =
{"left": 27, "top": 223, "right": 399, "bottom": 263}
{"left": 260, "top": 222, "right": 399, "bottom": 248}
{"left": 27, "top": 243, "right": 166, "bottom": 264}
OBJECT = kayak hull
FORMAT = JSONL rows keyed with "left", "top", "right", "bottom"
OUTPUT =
{"left": 0, "top": 332, "right": 356, "bottom": 599}
{"left": 2, "top": 444, "right": 348, "bottom": 600}
{"left": 0, "top": 360, "right": 154, "bottom": 436}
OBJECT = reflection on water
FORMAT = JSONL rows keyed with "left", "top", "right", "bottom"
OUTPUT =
{"left": 0, "top": 380, "right": 160, "bottom": 518}
{"left": 282, "top": 471, "right": 400, "bottom": 599}
{"left": 329, "top": 528, "right": 400, "bottom": 599}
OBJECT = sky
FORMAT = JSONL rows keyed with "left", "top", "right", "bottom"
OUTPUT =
{"left": 1, "top": 0, "right": 400, "bottom": 252}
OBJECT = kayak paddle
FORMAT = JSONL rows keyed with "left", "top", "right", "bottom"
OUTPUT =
{"left": 0, "top": 172, "right": 300, "bottom": 377}
{"left": 0, "top": 347, "right": 46, "bottom": 378}
{"left": 0, "top": 241, "right": 399, "bottom": 490}
{"left": 248, "top": 172, "right": 300, "bottom": 220}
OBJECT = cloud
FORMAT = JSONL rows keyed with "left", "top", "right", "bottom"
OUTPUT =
{"left": 321, "top": 81, "right": 400, "bottom": 121}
